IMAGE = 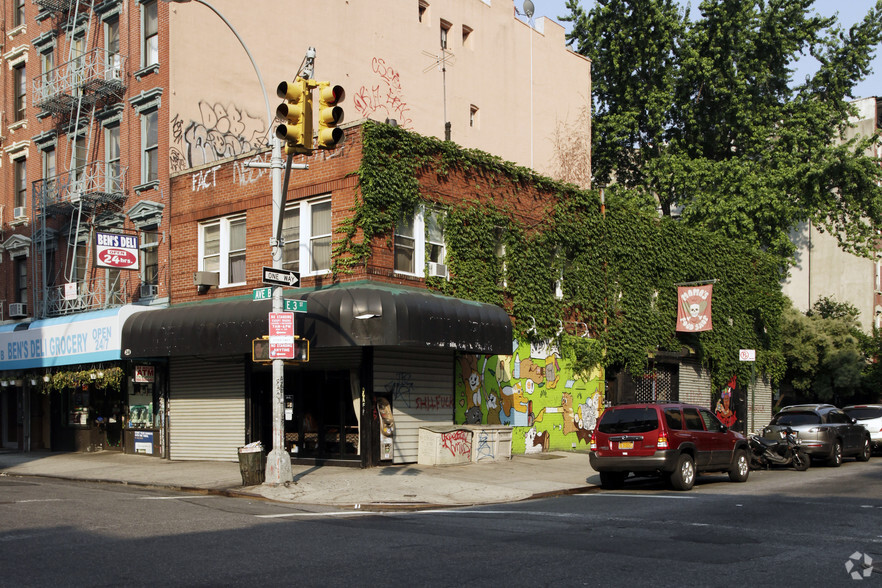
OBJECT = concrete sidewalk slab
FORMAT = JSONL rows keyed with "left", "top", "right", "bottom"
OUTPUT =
{"left": 0, "top": 450, "right": 597, "bottom": 508}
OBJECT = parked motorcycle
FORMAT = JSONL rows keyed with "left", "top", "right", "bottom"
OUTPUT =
{"left": 748, "top": 427, "right": 810, "bottom": 471}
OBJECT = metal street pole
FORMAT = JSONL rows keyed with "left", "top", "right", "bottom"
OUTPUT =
{"left": 161, "top": 0, "right": 292, "bottom": 483}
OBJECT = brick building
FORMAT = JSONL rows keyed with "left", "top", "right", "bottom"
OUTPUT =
{"left": 0, "top": 1, "right": 591, "bottom": 459}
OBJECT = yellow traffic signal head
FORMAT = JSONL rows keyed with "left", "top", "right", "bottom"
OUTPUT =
{"left": 316, "top": 83, "right": 345, "bottom": 149}
{"left": 275, "top": 78, "right": 313, "bottom": 153}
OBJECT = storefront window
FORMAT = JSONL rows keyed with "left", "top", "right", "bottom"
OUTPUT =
{"left": 68, "top": 391, "right": 90, "bottom": 426}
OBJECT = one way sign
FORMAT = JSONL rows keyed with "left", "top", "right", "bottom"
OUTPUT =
{"left": 262, "top": 266, "right": 300, "bottom": 287}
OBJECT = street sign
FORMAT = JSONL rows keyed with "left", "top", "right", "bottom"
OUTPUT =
{"left": 268, "top": 312, "right": 295, "bottom": 359}
{"left": 284, "top": 299, "right": 307, "bottom": 313}
{"left": 252, "top": 287, "right": 273, "bottom": 301}
{"left": 262, "top": 266, "right": 300, "bottom": 287}
{"left": 739, "top": 349, "right": 756, "bottom": 362}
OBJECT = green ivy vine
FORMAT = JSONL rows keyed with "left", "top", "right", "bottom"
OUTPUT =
{"left": 336, "top": 121, "right": 786, "bottom": 389}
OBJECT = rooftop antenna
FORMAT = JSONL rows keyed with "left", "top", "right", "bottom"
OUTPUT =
{"left": 423, "top": 47, "right": 456, "bottom": 141}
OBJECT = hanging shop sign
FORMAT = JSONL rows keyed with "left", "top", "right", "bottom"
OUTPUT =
{"left": 95, "top": 231, "right": 140, "bottom": 270}
{"left": 134, "top": 365, "right": 155, "bottom": 383}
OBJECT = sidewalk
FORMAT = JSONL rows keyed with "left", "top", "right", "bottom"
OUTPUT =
{"left": 0, "top": 450, "right": 598, "bottom": 509}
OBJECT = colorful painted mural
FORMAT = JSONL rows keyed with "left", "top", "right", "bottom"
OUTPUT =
{"left": 455, "top": 339, "right": 604, "bottom": 454}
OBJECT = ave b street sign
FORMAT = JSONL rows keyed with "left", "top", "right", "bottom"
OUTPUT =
{"left": 262, "top": 266, "right": 299, "bottom": 287}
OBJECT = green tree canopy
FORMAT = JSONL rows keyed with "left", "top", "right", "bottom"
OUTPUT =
{"left": 563, "top": 0, "right": 882, "bottom": 264}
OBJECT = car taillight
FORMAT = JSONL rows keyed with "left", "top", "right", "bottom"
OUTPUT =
{"left": 589, "top": 430, "right": 597, "bottom": 451}
{"left": 657, "top": 434, "right": 668, "bottom": 449}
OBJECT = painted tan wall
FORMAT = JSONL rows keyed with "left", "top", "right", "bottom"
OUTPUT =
{"left": 782, "top": 97, "right": 879, "bottom": 333}
{"left": 165, "top": 0, "right": 590, "bottom": 178}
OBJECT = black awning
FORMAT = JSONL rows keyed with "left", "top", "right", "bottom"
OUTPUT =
{"left": 121, "top": 284, "right": 512, "bottom": 358}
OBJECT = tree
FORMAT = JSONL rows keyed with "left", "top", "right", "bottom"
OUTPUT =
{"left": 562, "top": 0, "right": 882, "bottom": 265}
{"left": 781, "top": 298, "right": 866, "bottom": 403}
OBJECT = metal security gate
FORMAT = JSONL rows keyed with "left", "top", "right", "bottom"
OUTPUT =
{"left": 374, "top": 348, "right": 455, "bottom": 464}
{"left": 169, "top": 357, "right": 244, "bottom": 461}
{"left": 635, "top": 369, "right": 673, "bottom": 403}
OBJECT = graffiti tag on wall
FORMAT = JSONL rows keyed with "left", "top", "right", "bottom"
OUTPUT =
{"left": 441, "top": 430, "right": 471, "bottom": 458}
{"left": 353, "top": 58, "right": 413, "bottom": 128}
{"left": 170, "top": 102, "right": 269, "bottom": 171}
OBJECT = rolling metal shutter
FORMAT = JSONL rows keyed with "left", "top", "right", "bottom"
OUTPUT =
{"left": 678, "top": 357, "right": 712, "bottom": 406}
{"left": 169, "top": 356, "right": 245, "bottom": 461}
{"left": 374, "top": 348, "right": 455, "bottom": 464}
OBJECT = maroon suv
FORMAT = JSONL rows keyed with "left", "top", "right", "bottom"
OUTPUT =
{"left": 589, "top": 402, "right": 751, "bottom": 491}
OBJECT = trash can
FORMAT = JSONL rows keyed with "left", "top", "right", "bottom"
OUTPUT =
{"left": 238, "top": 443, "right": 266, "bottom": 486}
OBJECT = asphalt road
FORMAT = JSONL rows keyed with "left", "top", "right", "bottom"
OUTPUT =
{"left": 2, "top": 457, "right": 881, "bottom": 587}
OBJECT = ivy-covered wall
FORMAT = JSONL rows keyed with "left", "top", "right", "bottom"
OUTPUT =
{"left": 455, "top": 339, "right": 605, "bottom": 453}
{"left": 343, "top": 121, "right": 786, "bottom": 398}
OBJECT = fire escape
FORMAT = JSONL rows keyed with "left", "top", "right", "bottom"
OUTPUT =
{"left": 29, "top": 0, "right": 128, "bottom": 317}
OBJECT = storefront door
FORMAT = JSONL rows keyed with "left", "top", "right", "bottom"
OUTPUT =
{"left": 285, "top": 370, "right": 359, "bottom": 462}
{"left": 1, "top": 389, "right": 20, "bottom": 449}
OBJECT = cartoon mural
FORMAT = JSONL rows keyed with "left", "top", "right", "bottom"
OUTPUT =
{"left": 714, "top": 374, "right": 747, "bottom": 433}
{"left": 455, "top": 339, "right": 604, "bottom": 454}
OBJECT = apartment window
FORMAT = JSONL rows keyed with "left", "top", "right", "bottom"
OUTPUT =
{"left": 14, "top": 0, "right": 25, "bottom": 27}
{"left": 14, "top": 158, "right": 27, "bottom": 209}
{"left": 309, "top": 200, "right": 332, "bottom": 272}
{"left": 106, "top": 124, "right": 121, "bottom": 192}
{"left": 470, "top": 105, "right": 478, "bottom": 128}
{"left": 40, "top": 48, "right": 54, "bottom": 80}
{"left": 494, "top": 228, "right": 507, "bottom": 288}
{"left": 282, "top": 206, "right": 300, "bottom": 273}
{"left": 142, "top": 0, "right": 159, "bottom": 68}
{"left": 142, "top": 109, "right": 158, "bottom": 183}
{"left": 66, "top": 242, "right": 88, "bottom": 283}
{"left": 44, "top": 248, "right": 58, "bottom": 288}
{"left": 14, "top": 64, "right": 27, "bottom": 121}
{"left": 462, "top": 24, "right": 473, "bottom": 46}
{"left": 15, "top": 259, "right": 28, "bottom": 304}
{"left": 42, "top": 146, "right": 56, "bottom": 179}
{"left": 106, "top": 16, "right": 121, "bottom": 78}
{"left": 394, "top": 206, "right": 446, "bottom": 278}
{"left": 199, "top": 216, "right": 246, "bottom": 286}
{"left": 394, "top": 214, "right": 417, "bottom": 274}
{"left": 418, "top": 1, "right": 428, "bottom": 22}
{"left": 106, "top": 267, "right": 122, "bottom": 301}
{"left": 426, "top": 209, "right": 446, "bottom": 268}
{"left": 440, "top": 20, "right": 451, "bottom": 49}
{"left": 71, "top": 135, "right": 87, "bottom": 187}
{"left": 282, "top": 199, "right": 332, "bottom": 275}
{"left": 141, "top": 230, "right": 160, "bottom": 285}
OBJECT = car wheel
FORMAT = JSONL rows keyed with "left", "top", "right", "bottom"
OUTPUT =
{"left": 728, "top": 450, "right": 750, "bottom": 482}
{"left": 599, "top": 471, "right": 626, "bottom": 490}
{"left": 670, "top": 454, "right": 695, "bottom": 491}
{"left": 857, "top": 436, "right": 872, "bottom": 462}
{"left": 826, "top": 440, "right": 843, "bottom": 467}
{"left": 792, "top": 449, "right": 810, "bottom": 471}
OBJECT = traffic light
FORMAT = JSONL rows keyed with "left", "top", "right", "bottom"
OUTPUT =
{"left": 251, "top": 336, "right": 309, "bottom": 363}
{"left": 276, "top": 77, "right": 313, "bottom": 154}
{"left": 316, "top": 82, "right": 345, "bottom": 149}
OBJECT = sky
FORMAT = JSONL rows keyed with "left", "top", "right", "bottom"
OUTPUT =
{"left": 523, "top": 0, "right": 881, "bottom": 100}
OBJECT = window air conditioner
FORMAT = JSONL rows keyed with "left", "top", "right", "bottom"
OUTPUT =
{"left": 140, "top": 284, "right": 158, "bottom": 298}
{"left": 427, "top": 262, "right": 448, "bottom": 278}
{"left": 9, "top": 303, "right": 27, "bottom": 318}
{"left": 13, "top": 206, "right": 26, "bottom": 219}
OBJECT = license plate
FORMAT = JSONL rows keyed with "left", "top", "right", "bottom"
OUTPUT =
{"left": 618, "top": 441, "right": 634, "bottom": 450}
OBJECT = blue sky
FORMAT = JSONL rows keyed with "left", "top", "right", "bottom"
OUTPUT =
{"left": 524, "top": 0, "right": 880, "bottom": 99}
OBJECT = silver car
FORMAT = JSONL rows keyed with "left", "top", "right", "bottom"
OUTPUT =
{"left": 762, "top": 404, "right": 872, "bottom": 466}
{"left": 843, "top": 404, "right": 882, "bottom": 452}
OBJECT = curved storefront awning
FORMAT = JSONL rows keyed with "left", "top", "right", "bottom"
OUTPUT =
{"left": 0, "top": 305, "right": 159, "bottom": 371}
{"left": 121, "top": 284, "right": 512, "bottom": 358}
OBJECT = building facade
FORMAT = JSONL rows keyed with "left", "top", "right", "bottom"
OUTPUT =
{"left": 782, "top": 96, "right": 882, "bottom": 334}
{"left": 0, "top": 0, "right": 590, "bottom": 457}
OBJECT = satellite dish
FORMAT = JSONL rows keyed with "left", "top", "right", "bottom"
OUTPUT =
{"left": 523, "top": 0, "right": 535, "bottom": 19}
